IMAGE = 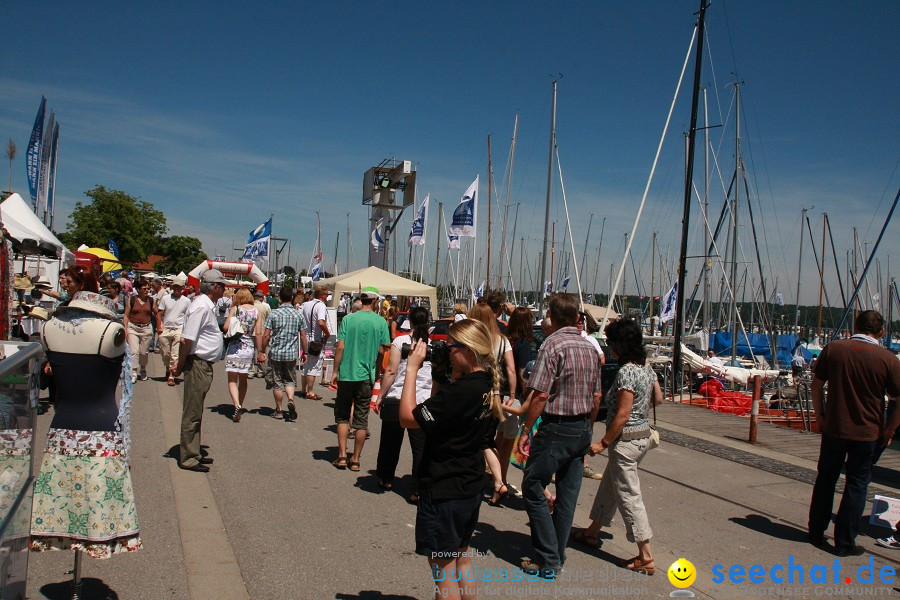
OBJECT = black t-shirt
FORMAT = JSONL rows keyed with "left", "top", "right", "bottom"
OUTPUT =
{"left": 511, "top": 337, "right": 532, "bottom": 371}
{"left": 413, "top": 370, "right": 494, "bottom": 502}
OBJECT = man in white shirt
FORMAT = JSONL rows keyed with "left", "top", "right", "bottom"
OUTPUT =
{"left": 157, "top": 278, "right": 192, "bottom": 386}
{"left": 300, "top": 284, "right": 331, "bottom": 400}
{"left": 174, "top": 269, "right": 226, "bottom": 473}
{"left": 252, "top": 289, "right": 271, "bottom": 378}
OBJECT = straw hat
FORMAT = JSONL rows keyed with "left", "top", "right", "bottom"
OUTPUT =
{"left": 14, "top": 275, "right": 34, "bottom": 291}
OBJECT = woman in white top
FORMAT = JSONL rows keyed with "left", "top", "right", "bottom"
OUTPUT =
{"left": 468, "top": 303, "right": 517, "bottom": 505}
{"left": 453, "top": 302, "right": 468, "bottom": 322}
{"left": 375, "top": 306, "right": 433, "bottom": 503}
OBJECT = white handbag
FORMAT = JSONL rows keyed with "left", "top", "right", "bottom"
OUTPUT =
{"left": 224, "top": 314, "right": 245, "bottom": 343}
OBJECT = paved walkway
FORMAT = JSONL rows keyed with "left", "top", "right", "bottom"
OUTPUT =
{"left": 24, "top": 355, "right": 900, "bottom": 599}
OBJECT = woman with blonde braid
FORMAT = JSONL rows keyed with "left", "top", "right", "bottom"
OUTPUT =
{"left": 400, "top": 319, "right": 503, "bottom": 600}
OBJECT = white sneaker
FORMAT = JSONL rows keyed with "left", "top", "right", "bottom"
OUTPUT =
{"left": 131, "top": 373, "right": 137, "bottom": 384}
{"left": 875, "top": 536, "right": 900, "bottom": 549}
{"left": 583, "top": 466, "right": 603, "bottom": 480}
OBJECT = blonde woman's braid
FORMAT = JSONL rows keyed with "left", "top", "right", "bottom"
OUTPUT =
{"left": 484, "top": 348, "right": 505, "bottom": 422}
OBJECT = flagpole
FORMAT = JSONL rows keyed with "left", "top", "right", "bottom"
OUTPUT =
{"left": 471, "top": 176, "right": 479, "bottom": 304}
{"left": 538, "top": 79, "right": 557, "bottom": 317}
{"left": 434, "top": 201, "right": 443, "bottom": 288}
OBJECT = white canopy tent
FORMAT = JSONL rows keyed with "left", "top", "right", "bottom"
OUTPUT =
{"left": 1, "top": 193, "right": 74, "bottom": 287}
{"left": 316, "top": 266, "right": 438, "bottom": 319}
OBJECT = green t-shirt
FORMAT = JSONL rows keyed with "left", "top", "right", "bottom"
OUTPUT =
{"left": 337, "top": 310, "right": 390, "bottom": 382}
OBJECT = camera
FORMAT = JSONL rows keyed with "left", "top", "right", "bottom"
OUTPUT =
{"left": 401, "top": 340, "right": 451, "bottom": 379}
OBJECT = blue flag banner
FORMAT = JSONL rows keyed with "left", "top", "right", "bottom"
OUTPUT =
{"left": 475, "top": 280, "right": 485, "bottom": 299}
{"left": 557, "top": 275, "right": 571, "bottom": 292}
{"left": 660, "top": 280, "right": 678, "bottom": 323}
{"left": 242, "top": 218, "right": 272, "bottom": 261}
{"left": 108, "top": 238, "right": 120, "bottom": 259}
{"left": 26, "top": 97, "right": 46, "bottom": 205}
{"left": 408, "top": 194, "right": 429, "bottom": 246}
{"left": 36, "top": 111, "right": 54, "bottom": 219}
{"left": 311, "top": 262, "right": 322, "bottom": 281}
{"left": 544, "top": 281, "right": 552, "bottom": 297}
{"left": 371, "top": 218, "right": 385, "bottom": 252}
{"left": 449, "top": 176, "right": 478, "bottom": 237}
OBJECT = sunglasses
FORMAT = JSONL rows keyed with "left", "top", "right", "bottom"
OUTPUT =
{"left": 448, "top": 343, "right": 465, "bottom": 350}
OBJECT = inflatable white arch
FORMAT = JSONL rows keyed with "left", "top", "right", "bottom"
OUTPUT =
{"left": 187, "top": 260, "right": 269, "bottom": 294}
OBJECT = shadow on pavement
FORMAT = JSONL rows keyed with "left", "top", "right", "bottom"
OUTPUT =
{"left": 729, "top": 513, "right": 808, "bottom": 543}
{"left": 312, "top": 447, "right": 341, "bottom": 463}
{"left": 40, "top": 577, "right": 118, "bottom": 599}
{"left": 335, "top": 592, "right": 416, "bottom": 600}
{"left": 210, "top": 403, "right": 238, "bottom": 420}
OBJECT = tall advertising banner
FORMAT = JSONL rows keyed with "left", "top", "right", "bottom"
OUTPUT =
{"left": 26, "top": 97, "right": 47, "bottom": 207}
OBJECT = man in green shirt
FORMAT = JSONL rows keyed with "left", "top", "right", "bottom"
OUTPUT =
{"left": 330, "top": 287, "right": 391, "bottom": 472}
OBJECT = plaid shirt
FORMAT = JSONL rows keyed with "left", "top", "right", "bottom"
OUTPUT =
{"left": 264, "top": 304, "right": 307, "bottom": 361}
{"left": 528, "top": 326, "right": 602, "bottom": 416}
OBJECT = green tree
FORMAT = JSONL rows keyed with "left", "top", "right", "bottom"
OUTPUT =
{"left": 154, "top": 236, "right": 207, "bottom": 274}
{"left": 58, "top": 185, "right": 166, "bottom": 263}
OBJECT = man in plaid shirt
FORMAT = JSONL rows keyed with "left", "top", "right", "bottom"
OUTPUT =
{"left": 518, "top": 293, "right": 603, "bottom": 579}
{"left": 257, "top": 287, "right": 307, "bottom": 422}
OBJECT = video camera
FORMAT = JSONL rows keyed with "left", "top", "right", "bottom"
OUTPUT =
{"left": 401, "top": 340, "right": 451, "bottom": 380}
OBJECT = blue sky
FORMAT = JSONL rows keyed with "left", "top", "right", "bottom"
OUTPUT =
{"left": 1, "top": 1, "right": 897, "bottom": 307}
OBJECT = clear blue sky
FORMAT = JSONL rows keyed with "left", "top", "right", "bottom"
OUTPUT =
{"left": 1, "top": 1, "right": 897, "bottom": 307}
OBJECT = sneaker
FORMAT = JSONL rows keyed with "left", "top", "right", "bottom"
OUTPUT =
{"left": 520, "top": 559, "right": 558, "bottom": 580}
{"left": 131, "top": 373, "right": 137, "bottom": 384}
{"left": 139, "top": 370, "right": 148, "bottom": 381}
{"left": 507, "top": 483, "right": 523, "bottom": 498}
{"left": 875, "top": 536, "right": 900, "bottom": 549}
{"left": 232, "top": 406, "right": 242, "bottom": 423}
{"left": 583, "top": 465, "right": 603, "bottom": 480}
{"left": 287, "top": 401, "right": 298, "bottom": 421}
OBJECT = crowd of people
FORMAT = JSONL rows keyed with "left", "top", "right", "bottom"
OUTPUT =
{"left": 14, "top": 266, "right": 899, "bottom": 598}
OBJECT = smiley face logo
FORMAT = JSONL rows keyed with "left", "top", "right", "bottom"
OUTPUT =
{"left": 668, "top": 558, "right": 696, "bottom": 588}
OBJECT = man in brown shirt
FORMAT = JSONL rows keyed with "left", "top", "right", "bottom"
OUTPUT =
{"left": 808, "top": 310, "right": 900, "bottom": 556}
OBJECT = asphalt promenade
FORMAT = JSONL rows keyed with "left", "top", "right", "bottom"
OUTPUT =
{"left": 25, "top": 355, "right": 900, "bottom": 600}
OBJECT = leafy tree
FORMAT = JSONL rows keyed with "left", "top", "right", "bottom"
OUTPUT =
{"left": 154, "top": 236, "right": 207, "bottom": 274}
{"left": 58, "top": 185, "right": 166, "bottom": 263}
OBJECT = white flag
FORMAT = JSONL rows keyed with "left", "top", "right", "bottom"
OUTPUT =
{"left": 408, "top": 195, "right": 429, "bottom": 246}
{"left": 873, "top": 292, "right": 881, "bottom": 311}
{"left": 449, "top": 177, "right": 478, "bottom": 237}
{"left": 776, "top": 292, "right": 785, "bottom": 306}
{"left": 371, "top": 218, "right": 385, "bottom": 252}
{"left": 660, "top": 281, "right": 678, "bottom": 323}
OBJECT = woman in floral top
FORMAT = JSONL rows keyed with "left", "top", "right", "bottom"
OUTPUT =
{"left": 574, "top": 318, "right": 662, "bottom": 575}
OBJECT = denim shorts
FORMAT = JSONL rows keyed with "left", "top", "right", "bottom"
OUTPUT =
{"left": 415, "top": 493, "right": 482, "bottom": 558}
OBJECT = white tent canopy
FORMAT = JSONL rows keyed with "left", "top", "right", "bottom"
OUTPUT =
{"left": 1, "top": 193, "right": 72, "bottom": 262}
{"left": 317, "top": 266, "right": 438, "bottom": 318}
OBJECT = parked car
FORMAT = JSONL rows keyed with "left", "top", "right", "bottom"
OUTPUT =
{"left": 428, "top": 318, "right": 455, "bottom": 342}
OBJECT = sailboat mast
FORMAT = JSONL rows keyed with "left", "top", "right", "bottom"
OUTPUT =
{"left": 672, "top": 0, "right": 708, "bottom": 392}
{"left": 538, "top": 79, "right": 557, "bottom": 316}
{"left": 345, "top": 213, "right": 351, "bottom": 273}
{"left": 650, "top": 231, "right": 656, "bottom": 334}
{"left": 728, "top": 81, "right": 741, "bottom": 368}
{"left": 702, "top": 86, "right": 710, "bottom": 331}
{"left": 579, "top": 213, "right": 594, "bottom": 291}
{"left": 816, "top": 213, "right": 827, "bottom": 339}
{"left": 333, "top": 232, "right": 339, "bottom": 276}
{"left": 434, "top": 202, "right": 442, "bottom": 288}
{"left": 486, "top": 135, "right": 493, "bottom": 291}
{"left": 794, "top": 207, "right": 807, "bottom": 329}
{"left": 501, "top": 114, "right": 519, "bottom": 295}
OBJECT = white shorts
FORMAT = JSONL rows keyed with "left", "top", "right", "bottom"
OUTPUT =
{"left": 301, "top": 352, "right": 324, "bottom": 376}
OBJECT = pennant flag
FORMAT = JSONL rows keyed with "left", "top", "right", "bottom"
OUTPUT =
{"left": 557, "top": 275, "right": 571, "bottom": 292}
{"left": 474, "top": 280, "right": 486, "bottom": 299}
{"left": 45, "top": 123, "right": 60, "bottom": 223}
{"left": 371, "top": 218, "right": 385, "bottom": 252}
{"left": 408, "top": 194, "right": 429, "bottom": 246}
{"left": 26, "top": 97, "right": 46, "bottom": 206}
{"left": 449, "top": 176, "right": 478, "bottom": 237}
{"left": 36, "top": 111, "right": 55, "bottom": 219}
{"left": 242, "top": 218, "right": 272, "bottom": 261}
{"left": 108, "top": 238, "right": 120, "bottom": 259}
{"left": 776, "top": 292, "right": 785, "bottom": 306}
{"left": 310, "top": 262, "right": 322, "bottom": 281}
{"left": 660, "top": 281, "right": 678, "bottom": 323}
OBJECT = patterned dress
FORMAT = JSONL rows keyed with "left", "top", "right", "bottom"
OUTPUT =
{"left": 30, "top": 310, "right": 141, "bottom": 559}
{"left": 224, "top": 306, "right": 258, "bottom": 374}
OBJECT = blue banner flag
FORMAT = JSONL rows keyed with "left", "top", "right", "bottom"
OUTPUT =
{"left": 474, "top": 280, "right": 486, "bottom": 298}
{"left": 408, "top": 194, "right": 429, "bottom": 246}
{"left": 26, "top": 97, "right": 46, "bottom": 205}
{"left": 242, "top": 218, "right": 272, "bottom": 261}
{"left": 449, "top": 176, "right": 478, "bottom": 237}
{"left": 660, "top": 280, "right": 678, "bottom": 323}
{"left": 557, "top": 275, "right": 571, "bottom": 292}
{"left": 108, "top": 238, "right": 120, "bottom": 259}
{"left": 311, "top": 262, "right": 322, "bottom": 281}
{"left": 36, "top": 111, "right": 54, "bottom": 219}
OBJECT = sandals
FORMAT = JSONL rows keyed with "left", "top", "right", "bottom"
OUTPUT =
{"left": 305, "top": 393, "right": 323, "bottom": 400}
{"left": 489, "top": 484, "right": 509, "bottom": 506}
{"left": 623, "top": 556, "right": 655, "bottom": 575}
{"left": 573, "top": 528, "right": 601, "bottom": 549}
{"left": 348, "top": 461, "right": 361, "bottom": 472}
{"left": 331, "top": 457, "right": 348, "bottom": 470}
{"left": 270, "top": 410, "right": 284, "bottom": 419}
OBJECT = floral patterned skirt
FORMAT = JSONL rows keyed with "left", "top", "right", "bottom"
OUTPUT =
{"left": 30, "top": 428, "right": 141, "bottom": 559}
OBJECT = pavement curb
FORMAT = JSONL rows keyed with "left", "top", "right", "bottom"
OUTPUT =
{"left": 157, "top": 367, "right": 251, "bottom": 600}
